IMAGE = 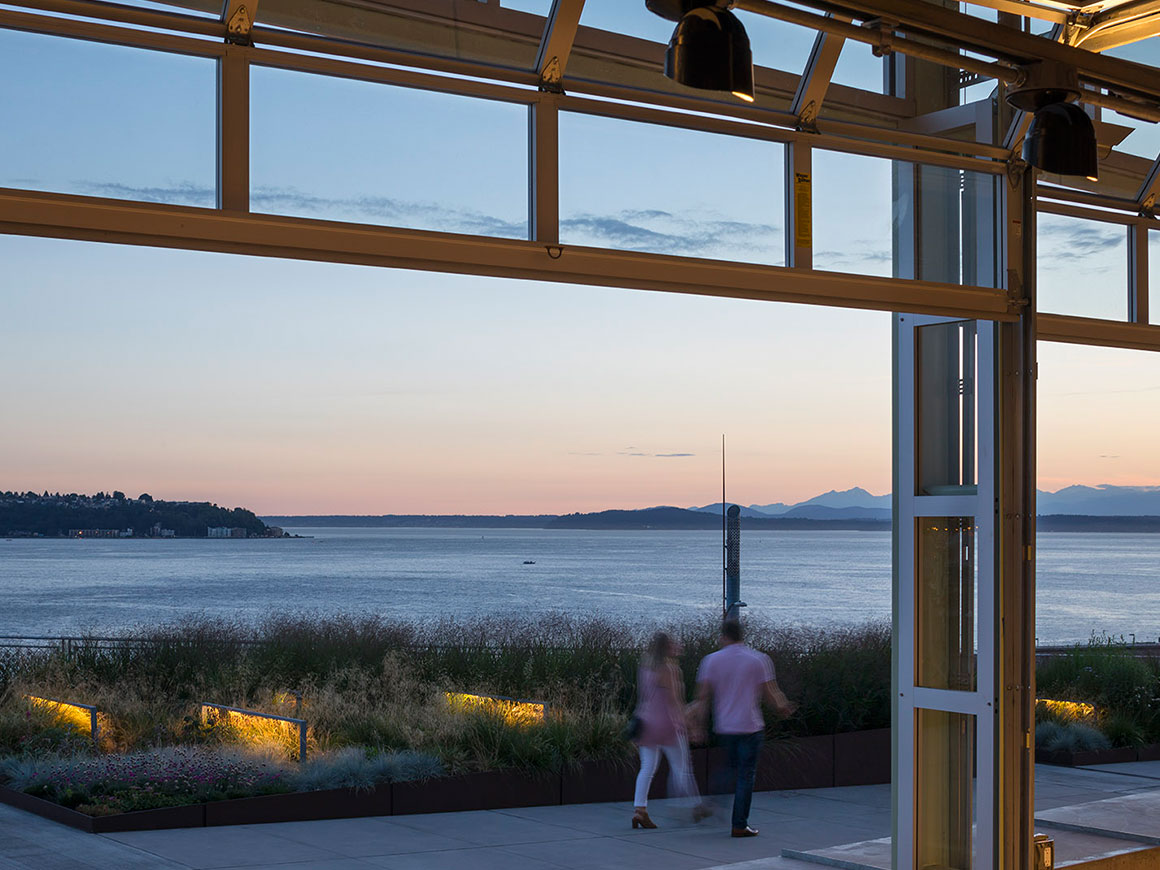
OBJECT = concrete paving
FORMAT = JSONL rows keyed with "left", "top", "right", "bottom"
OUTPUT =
{"left": 0, "top": 764, "right": 1156, "bottom": 869}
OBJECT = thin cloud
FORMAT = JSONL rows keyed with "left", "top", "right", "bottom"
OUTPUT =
{"left": 43, "top": 179, "right": 788, "bottom": 259}
{"left": 655, "top": 453, "right": 694, "bottom": 458}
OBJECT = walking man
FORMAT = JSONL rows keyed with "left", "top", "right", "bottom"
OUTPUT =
{"left": 690, "top": 618, "right": 796, "bottom": 838}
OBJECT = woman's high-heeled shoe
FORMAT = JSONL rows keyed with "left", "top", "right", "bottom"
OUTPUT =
{"left": 631, "top": 807, "right": 657, "bottom": 829}
{"left": 691, "top": 803, "right": 713, "bottom": 823}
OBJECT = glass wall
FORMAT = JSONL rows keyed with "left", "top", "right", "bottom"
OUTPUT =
{"left": 0, "top": 29, "right": 215, "bottom": 206}
{"left": 915, "top": 709, "right": 976, "bottom": 870}
{"left": 1037, "top": 213, "right": 1128, "bottom": 320}
{"left": 250, "top": 68, "right": 528, "bottom": 238}
{"left": 558, "top": 113, "right": 785, "bottom": 263}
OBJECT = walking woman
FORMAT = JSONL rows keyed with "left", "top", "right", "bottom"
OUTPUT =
{"left": 631, "top": 631, "right": 707, "bottom": 829}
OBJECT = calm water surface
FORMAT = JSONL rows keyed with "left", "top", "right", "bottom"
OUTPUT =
{"left": 1, "top": 528, "right": 1157, "bottom": 643}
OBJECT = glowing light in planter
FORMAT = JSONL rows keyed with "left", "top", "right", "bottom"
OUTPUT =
{"left": 201, "top": 702, "right": 309, "bottom": 761}
{"left": 445, "top": 692, "right": 546, "bottom": 726}
{"left": 1037, "top": 698, "right": 1097, "bottom": 722}
{"left": 25, "top": 695, "right": 100, "bottom": 745}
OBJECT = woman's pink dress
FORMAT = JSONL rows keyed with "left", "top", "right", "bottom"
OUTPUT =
{"left": 635, "top": 665, "right": 684, "bottom": 747}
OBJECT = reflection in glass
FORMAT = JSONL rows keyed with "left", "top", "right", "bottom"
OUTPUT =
{"left": 917, "top": 518, "right": 976, "bottom": 691}
{"left": 916, "top": 709, "right": 975, "bottom": 870}
{"left": 0, "top": 29, "right": 215, "bottom": 205}
{"left": 559, "top": 113, "right": 785, "bottom": 264}
{"left": 1038, "top": 213, "right": 1128, "bottom": 320}
{"left": 251, "top": 68, "right": 527, "bottom": 238}
{"left": 916, "top": 321, "right": 977, "bottom": 496}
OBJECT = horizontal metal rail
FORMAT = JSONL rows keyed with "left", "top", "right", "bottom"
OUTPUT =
{"left": 0, "top": 188, "right": 1020, "bottom": 321}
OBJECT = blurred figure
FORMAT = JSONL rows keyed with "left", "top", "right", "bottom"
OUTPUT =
{"left": 690, "top": 619, "right": 796, "bottom": 838}
{"left": 631, "top": 631, "right": 706, "bottom": 829}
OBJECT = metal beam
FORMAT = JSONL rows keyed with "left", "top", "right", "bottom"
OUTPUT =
{"left": 1039, "top": 312, "right": 1160, "bottom": 349}
{"left": 535, "top": 0, "right": 585, "bottom": 91}
{"left": 1130, "top": 223, "right": 1150, "bottom": 323}
{"left": 0, "top": 187, "right": 1019, "bottom": 321}
{"left": 529, "top": 95, "right": 559, "bottom": 244}
{"left": 1138, "top": 156, "right": 1160, "bottom": 212}
{"left": 791, "top": 15, "right": 851, "bottom": 128}
{"left": 217, "top": 44, "right": 249, "bottom": 212}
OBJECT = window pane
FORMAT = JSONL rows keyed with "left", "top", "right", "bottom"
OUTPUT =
{"left": 1152, "top": 231, "right": 1160, "bottom": 326}
{"left": 559, "top": 113, "right": 785, "bottom": 264}
{"left": 814, "top": 150, "right": 892, "bottom": 276}
{"left": 1037, "top": 213, "right": 1128, "bottom": 320}
{"left": 917, "top": 518, "right": 977, "bottom": 691}
{"left": 832, "top": 42, "right": 885, "bottom": 93}
{"left": 916, "top": 709, "right": 975, "bottom": 870}
{"left": 916, "top": 321, "right": 978, "bottom": 496}
{"left": 251, "top": 68, "right": 527, "bottom": 238}
{"left": 0, "top": 30, "right": 215, "bottom": 206}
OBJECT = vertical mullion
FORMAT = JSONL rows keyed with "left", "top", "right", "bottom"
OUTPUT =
{"left": 1130, "top": 223, "right": 1149, "bottom": 325}
{"left": 218, "top": 44, "right": 249, "bottom": 213}
{"left": 785, "top": 142, "right": 812, "bottom": 269}
{"left": 529, "top": 95, "right": 559, "bottom": 244}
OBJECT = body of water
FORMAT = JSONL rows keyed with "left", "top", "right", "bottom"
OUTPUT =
{"left": 1, "top": 527, "right": 1158, "bottom": 644}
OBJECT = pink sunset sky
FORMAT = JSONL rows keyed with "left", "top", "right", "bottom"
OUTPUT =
{"left": 4, "top": 235, "right": 1159, "bottom": 516}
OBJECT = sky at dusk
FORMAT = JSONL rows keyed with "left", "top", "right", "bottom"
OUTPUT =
{"left": 2, "top": 9, "right": 1159, "bottom": 515}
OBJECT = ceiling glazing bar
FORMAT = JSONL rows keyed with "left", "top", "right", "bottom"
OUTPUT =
{"left": 791, "top": 14, "right": 851, "bottom": 130}
{"left": 535, "top": 0, "right": 585, "bottom": 92}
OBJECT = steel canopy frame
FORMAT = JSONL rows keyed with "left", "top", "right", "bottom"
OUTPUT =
{"left": 0, "top": 0, "right": 1159, "bottom": 350}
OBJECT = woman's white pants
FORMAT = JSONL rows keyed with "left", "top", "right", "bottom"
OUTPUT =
{"left": 634, "top": 734, "right": 699, "bottom": 807}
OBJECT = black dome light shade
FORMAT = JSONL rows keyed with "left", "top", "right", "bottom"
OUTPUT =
{"left": 663, "top": 7, "right": 755, "bottom": 102}
{"left": 1023, "top": 102, "right": 1099, "bottom": 181}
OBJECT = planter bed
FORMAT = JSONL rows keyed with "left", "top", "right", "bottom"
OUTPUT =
{"left": 0, "top": 728, "right": 893, "bottom": 833}
{"left": 1035, "top": 745, "right": 1152, "bottom": 766}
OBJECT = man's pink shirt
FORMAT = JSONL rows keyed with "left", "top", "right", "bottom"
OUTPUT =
{"left": 696, "top": 643, "right": 776, "bottom": 734}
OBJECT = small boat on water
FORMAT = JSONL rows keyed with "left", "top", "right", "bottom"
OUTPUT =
{"left": 523, "top": 560, "right": 536, "bottom": 565}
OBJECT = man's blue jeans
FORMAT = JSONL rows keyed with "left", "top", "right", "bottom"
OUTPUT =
{"left": 719, "top": 731, "right": 763, "bottom": 829}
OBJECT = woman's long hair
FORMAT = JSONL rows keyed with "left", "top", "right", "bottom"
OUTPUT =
{"left": 642, "top": 631, "right": 673, "bottom": 671}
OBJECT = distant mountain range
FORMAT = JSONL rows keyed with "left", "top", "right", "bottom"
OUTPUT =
{"left": 691, "top": 485, "right": 1160, "bottom": 520}
{"left": 262, "top": 485, "right": 1160, "bottom": 532}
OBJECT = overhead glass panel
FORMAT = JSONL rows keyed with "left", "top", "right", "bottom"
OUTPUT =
{"left": 558, "top": 113, "right": 785, "bottom": 264}
{"left": 251, "top": 68, "right": 528, "bottom": 238}
{"left": 831, "top": 42, "right": 885, "bottom": 93}
{"left": 813, "top": 150, "right": 893, "bottom": 277}
{"left": 1037, "top": 213, "right": 1128, "bottom": 320}
{"left": 578, "top": 1, "right": 816, "bottom": 77}
{"left": 1098, "top": 108, "right": 1160, "bottom": 163}
{"left": 254, "top": 0, "right": 546, "bottom": 69}
{"left": 0, "top": 29, "right": 215, "bottom": 206}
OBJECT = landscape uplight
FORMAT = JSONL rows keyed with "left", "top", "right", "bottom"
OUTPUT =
{"left": 25, "top": 694, "right": 100, "bottom": 745}
{"left": 1036, "top": 698, "right": 1097, "bottom": 722}
{"left": 201, "top": 702, "right": 309, "bottom": 761}
{"left": 445, "top": 692, "right": 546, "bottom": 726}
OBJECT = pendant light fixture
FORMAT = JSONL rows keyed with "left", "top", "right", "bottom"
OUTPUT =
{"left": 646, "top": 1, "right": 755, "bottom": 103}
{"left": 1006, "top": 60, "right": 1099, "bottom": 181}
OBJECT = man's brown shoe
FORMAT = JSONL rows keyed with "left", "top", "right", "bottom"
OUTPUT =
{"left": 731, "top": 826, "right": 759, "bottom": 838}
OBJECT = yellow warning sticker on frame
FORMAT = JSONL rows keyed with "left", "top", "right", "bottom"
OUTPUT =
{"left": 794, "top": 172, "right": 812, "bottom": 248}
